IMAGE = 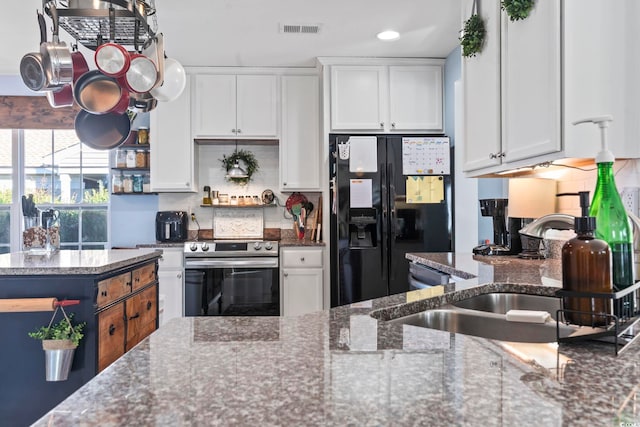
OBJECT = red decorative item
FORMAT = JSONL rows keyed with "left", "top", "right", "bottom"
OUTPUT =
{"left": 286, "top": 193, "right": 310, "bottom": 239}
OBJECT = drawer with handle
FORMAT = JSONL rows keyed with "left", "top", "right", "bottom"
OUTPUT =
{"left": 96, "top": 271, "right": 131, "bottom": 308}
{"left": 281, "top": 248, "right": 323, "bottom": 268}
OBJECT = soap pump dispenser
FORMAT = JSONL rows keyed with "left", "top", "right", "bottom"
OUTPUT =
{"left": 573, "top": 116, "right": 635, "bottom": 292}
{"left": 560, "top": 191, "right": 612, "bottom": 326}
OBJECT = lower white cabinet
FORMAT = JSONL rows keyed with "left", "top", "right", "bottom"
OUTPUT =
{"left": 280, "top": 247, "right": 323, "bottom": 316}
{"left": 155, "top": 247, "right": 184, "bottom": 326}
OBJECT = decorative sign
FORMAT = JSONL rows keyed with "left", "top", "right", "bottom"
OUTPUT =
{"left": 401, "top": 137, "right": 450, "bottom": 175}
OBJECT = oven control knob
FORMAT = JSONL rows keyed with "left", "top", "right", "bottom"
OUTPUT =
{"left": 189, "top": 242, "right": 198, "bottom": 252}
{"left": 264, "top": 242, "right": 273, "bottom": 251}
{"left": 201, "top": 242, "right": 209, "bottom": 251}
{"left": 253, "top": 242, "right": 262, "bottom": 250}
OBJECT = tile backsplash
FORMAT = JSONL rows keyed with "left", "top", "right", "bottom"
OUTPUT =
{"left": 158, "top": 144, "right": 321, "bottom": 232}
{"left": 534, "top": 158, "right": 640, "bottom": 216}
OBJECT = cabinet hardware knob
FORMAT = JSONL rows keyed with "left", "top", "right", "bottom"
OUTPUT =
{"left": 391, "top": 122, "right": 396, "bottom": 129}
{"left": 380, "top": 122, "right": 384, "bottom": 128}
{"left": 177, "top": 273, "right": 182, "bottom": 279}
{"left": 499, "top": 152, "right": 506, "bottom": 158}
{"left": 283, "top": 182, "right": 287, "bottom": 186}
{"left": 129, "top": 313, "right": 140, "bottom": 320}
{"left": 185, "top": 182, "right": 190, "bottom": 187}
{"left": 147, "top": 301, "right": 152, "bottom": 310}
{"left": 231, "top": 129, "right": 236, "bottom": 133}
{"left": 109, "top": 324, "right": 116, "bottom": 335}
{"left": 101, "top": 290, "right": 107, "bottom": 297}
{"left": 237, "top": 129, "right": 242, "bottom": 134}
{"left": 284, "top": 273, "right": 288, "bottom": 277}
{"left": 489, "top": 153, "right": 497, "bottom": 159}
{"left": 300, "top": 257, "right": 305, "bottom": 262}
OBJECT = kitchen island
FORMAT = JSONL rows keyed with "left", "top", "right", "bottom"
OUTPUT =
{"left": 0, "top": 249, "right": 162, "bottom": 426}
{"left": 33, "top": 253, "right": 640, "bottom": 426}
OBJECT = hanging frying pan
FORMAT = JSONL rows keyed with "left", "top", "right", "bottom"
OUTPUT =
{"left": 19, "top": 12, "right": 49, "bottom": 92}
{"left": 150, "top": 57, "right": 186, "bottom": 102}
{"left": 123, "top": 53, "right": 158, "bottom": 93}
{"left": 74, "top": 110, "right": 131, "bottom": 150}
{"left": 46, "top": 51, "right": 89, "bottom": 108}
{"left": 95, "top": 42, "right": 130, "bottom": 78}
{"left": 74, "top": 69, "right": 129, "bottom": 115}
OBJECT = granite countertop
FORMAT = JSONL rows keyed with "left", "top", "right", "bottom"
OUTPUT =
{"left": 0, "top": 249, "right": 162, "bottom": 275}
{"left": 33, "top": 253, "right": 640, "bottom": 425}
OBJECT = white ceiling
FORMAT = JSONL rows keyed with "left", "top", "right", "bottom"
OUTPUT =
{"left": 0, "top": 0, "right": 462, "bottom": 77}
{"left": 155, "top": 0, "right": 463, "bottom": 67}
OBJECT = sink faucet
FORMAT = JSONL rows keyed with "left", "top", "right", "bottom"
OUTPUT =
{"left": 517, "top": 214, "right": 575, "bottom": 258}
{"left": 519, "top": 214, "right": 575, "bottom": 239}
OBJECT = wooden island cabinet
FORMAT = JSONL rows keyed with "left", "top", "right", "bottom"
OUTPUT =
{"left": 0, "top": 249, "right": 161, "bottom": 426}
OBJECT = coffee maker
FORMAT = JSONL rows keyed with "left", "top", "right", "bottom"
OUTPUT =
{"left": 473, "top": 199, "right": 512, "bottom": 256}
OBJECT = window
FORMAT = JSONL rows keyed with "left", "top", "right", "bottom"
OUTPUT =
{"left": 0, "top": 130, "right": 11, "bottom": 254}
{"left": 9, "top": 129, "right": 110, "bottom": 252}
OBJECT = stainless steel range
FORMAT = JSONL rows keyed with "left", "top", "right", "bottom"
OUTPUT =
{"left": 183, "top": 240, "right": 280, "bottom": 316}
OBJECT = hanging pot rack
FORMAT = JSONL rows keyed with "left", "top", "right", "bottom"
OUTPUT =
{"left": 42, "top": 0, "right": 157, "bottom": 51}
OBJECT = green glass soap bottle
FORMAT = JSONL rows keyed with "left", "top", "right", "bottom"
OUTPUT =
{"left": 573, "top": 116, "right": 635, "bottom": 315}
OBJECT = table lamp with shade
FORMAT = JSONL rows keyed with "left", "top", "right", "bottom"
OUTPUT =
{"left": 507, "top": 178, "right": 557, "bottom": 257}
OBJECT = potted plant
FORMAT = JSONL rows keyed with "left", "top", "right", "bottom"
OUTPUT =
{"left": 28, "top": 310, "right": 86, "bottom": 382}
{"left": 220, "top": 148, "right": 259, "bottom": 185}
{"left": 460, "top": 0, "right": 486, "bottom": 58}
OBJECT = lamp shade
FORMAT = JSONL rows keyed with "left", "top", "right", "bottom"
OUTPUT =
{"left": 508, "top": 178, "right": 557, "bottom": 219}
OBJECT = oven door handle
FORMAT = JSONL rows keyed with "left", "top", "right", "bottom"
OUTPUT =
{"left": 185, "top": 258, "right": 279, "bottom": 269}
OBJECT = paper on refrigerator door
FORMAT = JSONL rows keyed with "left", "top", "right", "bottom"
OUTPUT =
{"left": 350, "top": 179, "right": 373, "bottom": 208}
{"left": 348, "top": 136, "right": 378, "bottom": 172}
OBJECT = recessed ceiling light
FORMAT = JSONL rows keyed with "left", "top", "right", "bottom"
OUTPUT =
{"left": 377, "top": 30, "right": 400, "bottom": 41}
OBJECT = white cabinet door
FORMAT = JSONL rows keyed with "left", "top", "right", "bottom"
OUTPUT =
{"left": 389, "top": 65, "right": 443, "bottom": 132}
{"left": 155, "top": 248, "right": 184, "bottom": 327}
{"left": 282, "top": 267, "right": 323, "bottom": 316}
{"left": 330, "top": 66, "right": 386, "bottom": 131}
{"left": 192, "top": 74, "right": 237, "bottom": 138}
{"left": 236, "top": 75, "right": 278, "bottom": 138}
{"left": 157, "top": 269, "right": 183, "bottom": 326}
{"left": 462, "top": 0, "right": 503, "bottom": 171}
{"left": 501, "top": 0, "right": 561, "bottom": 163}
{"left": 193, "top": 74, "right": 278, "bottom": 139}
{"left": 150, "top": 77, "right": 197, "bottom": 192}
{"left": 280, "top": 75, "right": 320, "bottom": 191}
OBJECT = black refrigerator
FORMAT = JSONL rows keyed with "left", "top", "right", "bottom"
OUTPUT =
{"left": 329, "top": 134, "right": 454, "bottom": 307}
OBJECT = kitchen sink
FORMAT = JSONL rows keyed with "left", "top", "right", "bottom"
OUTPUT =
{"left": 388, "top": 293, "right": 576, "bottom": 343}
{"left": 452, "top": 292, "right": 562, "bottom": 319}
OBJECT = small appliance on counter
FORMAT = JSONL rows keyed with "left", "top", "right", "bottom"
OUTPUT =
{"left": 473, "top": 199, "right": 511, "bottom": 256}
{"left": 155, "top": 211, "right": 188, "bottom": 242}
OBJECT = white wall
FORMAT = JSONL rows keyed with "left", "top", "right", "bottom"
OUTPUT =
{"left": 534, "top": 159, "right": 640, "bottom": 217}
{"left": 158, "top": 144, "right": 316, "bottom": 233}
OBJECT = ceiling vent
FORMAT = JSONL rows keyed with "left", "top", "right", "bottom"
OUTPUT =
{"left": 280, "top": 23, "right": 322, "bottom": 34}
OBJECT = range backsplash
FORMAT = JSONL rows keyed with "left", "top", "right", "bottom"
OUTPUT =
{"left": 158, "top": 144, "right": 321, "bottom": 235}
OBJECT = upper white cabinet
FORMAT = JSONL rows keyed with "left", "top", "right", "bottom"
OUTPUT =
{"left": 193, "top": 74, "right": 278, "bottom": 139}
{"left": 462, "top": 0, "right": 502, "bottom": 171}
{"left": 280, "top": 75, "right": 320, "bottom": 191}
{"left": 463, "top": 0, "right": 640, "bottom": 175}
{"left": 501, "top": 0, "right": 561, "bottom": 164}
{"left": 330, "top": 66, "right": 385, "bottom": 131}
{"left": 329, "top": 63, "right": 443, "bottom": 133}
{"left": 150, "top": 76, "right": 198, "bottom": 192}
{"left": 388, "top": 66, "right": 443, "bottom": 131}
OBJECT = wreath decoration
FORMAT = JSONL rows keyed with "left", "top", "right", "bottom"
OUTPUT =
{"left": 460, "top": 1, "right": 486, "bottom": 58}
{"left": 220, "top": 149, "right": 259, "bottom": 185}
{"left": 502, "top": 0, "right": 535, "bottom": 22}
